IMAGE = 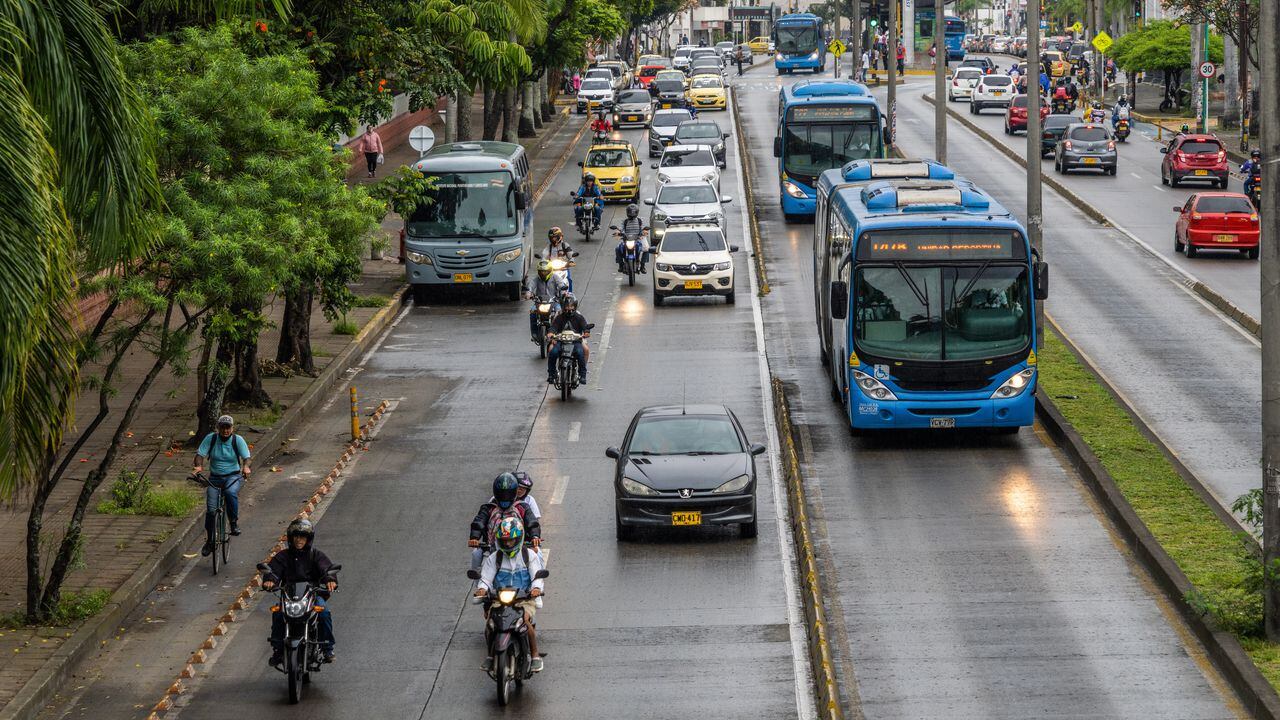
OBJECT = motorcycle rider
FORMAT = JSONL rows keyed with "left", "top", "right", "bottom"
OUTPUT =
{"left": 546, "top": 293, "right": 590, "bottom": 386}
{"left": 573, "top": 173, "right": 605, "bottom": 232}
{"left": 613, "top": 203, "right": 649, "bottom": 274}
{"left": 262, "top": 519, "right": 338, "bottom": 666}
{"left": 1087, "top": 101, "right": 1106, "bottom": 124}
{"left": 541, "top": 226, "right": 576, "bottom": 291}
{"left": 1112, "top": 95, "right": 1131, "bottom": 125}
{"left": 1051, "top": 83, "right": 1070, "bottom": 112}
{"left": 1243, "top": 149, "right": 1263, "bottom": 197}
{"left": 590, "top": 110, "right": 612, "bottom": 138}
{"left": 524, "top": 260, "right": 569, "bottom": 344}
{"left": 474, "top": 517, "right": 546, "bottom": 673}
{"left": 470, "top": 473, "right": 542, "bottom": 572}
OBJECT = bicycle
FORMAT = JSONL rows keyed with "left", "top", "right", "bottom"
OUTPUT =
{"left": 190, "top": 472, "right": 231, "bottom": 574}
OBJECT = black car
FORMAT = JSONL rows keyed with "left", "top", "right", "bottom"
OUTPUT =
{"left": 1040, "top": 113, "right": 1075, "bottom": 156}
{"left": 959, "top": 57, "right": 994, "bottom": 74}
{"left": 673, "top": 120, "right": 730, "bottom": 168}
{"left": 651, "top": 78, "right": 687, "bottom": 112}
{"left": 606, "top": 405, "right": 766, "bottom": 540}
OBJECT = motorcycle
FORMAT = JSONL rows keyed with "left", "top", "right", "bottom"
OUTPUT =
{"left": 465, "top": 568, "right": 551, "bottom": 707}
{"left": 551, "top": 326, "right": 592, "bottom": 401}
{"left": 610, "top": 224, "right": 648, "bottom": 287}
{"left": 1051, "top": 98, "right": 1072, "bottom": 115}
{"left": 529, "top": 297, "right": 556, "bottom": 357}
{"left": 257, "top": 562, "right": 341, "bottom": 704}
{"left": 534, "top": 251, "right": 578, "bottom": 292}
{"left": 570, "top": 193, "right": 597, "bottom": 242}
{"left": 1114, "top": 117, "right": 1130, "bottom": 142}
{"left": 1249, "top": 170, "right": 1263, "bottom": 212}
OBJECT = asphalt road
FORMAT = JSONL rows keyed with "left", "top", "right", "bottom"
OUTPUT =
{"left": 735, "top": 66, "right": 1241, "bottom": 718}
{"left": 882, "top": 75, "right": 1262, "bottom": 526}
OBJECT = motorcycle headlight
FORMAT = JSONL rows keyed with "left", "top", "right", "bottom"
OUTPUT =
{"left": 549, "top": 259, "right": 567, "bottom": 270}
{"left": 283, "top": 599, "right": 309, "bottom": 618}
{"left": 712, "top": 261, "right": 732, "bottom": 271}
{"left": 624, "top": 240, "right": 637, "bottom": 249}
{"left": 991, "top": 368, "right": 1036, "bottom": 399}
{"left": 658, "top": 173, "right": 672, "bottom": 183}
{"left": 537, "top": 303, "right": 552, "bottom": 313}
{"left": 653, "top": 211, "right": 667, "bottom": 221}
{"left": 406, "top": 250, "right": 433, "bottom": 265}
{"left": 783, "top": 180, "right": 807, "bottom": 199}
{"left": 656, "top": 262, "right": 672, "bottom": 271}
{"left": 493, "top": 247, "right": 522, "bottom": 264}
{"left": 713, "top": 474, "right": 751, "bottom": 494}
{"left": 497, "top": 588, "right": 518, "bottom": 605}
{"left": 852, "top": 369, "right": 898, "bottom": 401}
{"left": 619, "top": 175, "right": 634, "bottom": 183}
{"left": 621, "top": 477, "right": 660, "bottom": 496}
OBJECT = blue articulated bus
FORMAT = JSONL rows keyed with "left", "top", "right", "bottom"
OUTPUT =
{"left": 774, "top": 80, "right": 887, "bottom": 220}
{"left": 773, "top": 13, "right": 826, "bottom": 74}
{"left": 815, "top": 179, "right": 1050, "bottom": 432}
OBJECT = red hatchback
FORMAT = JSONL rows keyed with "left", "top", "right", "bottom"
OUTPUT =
{"left": 1004, "top": 94, "right": 1049, "bottom": 135}
{"left": 1161, "top": 134, "right": 1229, "bottom": 188}
{"left": 1172, "top": 193, "right": 1260, "bottom": 259}
{"left": 636, "top": 65, "right": 665, "bottom": 88}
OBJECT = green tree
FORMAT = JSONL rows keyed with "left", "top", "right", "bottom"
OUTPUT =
{"left": 1112, "top": 20, "right": 1223, "bottom": 111}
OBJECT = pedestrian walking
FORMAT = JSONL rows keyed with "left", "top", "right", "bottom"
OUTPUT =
{"left": 572, "top": 71, "right": 582, "bottom": 92}
{"left": 896, "top": 41, "right": 905, "bottom": 75}
{"left": 356, "top": 126, "right": 383, "bottom": 179}
{"left": 859, "top": 49, "right": 870, "bottom": 83}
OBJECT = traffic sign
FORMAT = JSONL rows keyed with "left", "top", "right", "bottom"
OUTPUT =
{"left": 409, "top": 125, "right": 436, "bottom": 156}
{"left": 1091, "top": 30, "right": 1113, "bottom": 54}
{"left": 1197, "top": 61, "right": 1216, "bottom": 79}
{"left": 1069, "top": 21, "right": 1083, "bottom": 34}
{"left": 827, "top": 38, "right": 847, "bottom": 57}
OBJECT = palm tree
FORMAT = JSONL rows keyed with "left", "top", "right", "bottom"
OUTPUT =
{"left": 1, "top": 0, "right": 159, "bottom": 620}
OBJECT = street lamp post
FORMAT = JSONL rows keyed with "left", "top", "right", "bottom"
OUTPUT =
{"left": 1026, "top": 0, "right": 1044, "bottom": 345}
{"left": 1259, "top": 0, "right": 1280, "bottom": 642}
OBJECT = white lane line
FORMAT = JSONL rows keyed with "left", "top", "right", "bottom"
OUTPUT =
{"left": 550, "top": 475, "right": 569, "bottom": 505}
{"left": 1152, "top": 184, "right": 1167, "bottom": 192}
{"left": 732, "top": 85, "right": 818, "bottom": 720}
{"left": 567, "top": 421, "right": 581, "bottom": 443}
{"left": 588, "top": 280, "right": 621, "bottom": 391}
{"left": 1130, "top": 172, "right": 1143, "bottom": 179}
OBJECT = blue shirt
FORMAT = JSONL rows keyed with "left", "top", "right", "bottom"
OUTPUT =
{"left": 198, "top": 433, "right": 250, "bottom": 477}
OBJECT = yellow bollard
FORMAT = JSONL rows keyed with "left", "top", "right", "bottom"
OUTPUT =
{"left": 350, "top": 387, "right": 360, "bottom": 441}
{"left": 1157, "top": 123, "right": 1162, "bottom": 142}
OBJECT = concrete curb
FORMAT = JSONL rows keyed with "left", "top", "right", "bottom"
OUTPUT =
{"left": 1035, "top": 389, "right": 1280, "bottom": 720}
{"left": 771, "top": 377, "right": 845, "bottom": 720}
{"left": 920, "top": 92, "right": 1261, "bottom": 340}
{"left": 729, "top": 86, "right": 771, "bottom": 295}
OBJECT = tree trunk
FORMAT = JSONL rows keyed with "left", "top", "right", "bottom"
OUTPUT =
{"left": 275, "top": 285, "right": 316, "bottom": 376}
{"left": 25, "top": 465, "right": 54, "bottom": 622}
{"left": 1223, "top": 32, "right": 1240, "bottom": 128}
{"left": 483, "top": 83, "right": 501, "bottom": 141}
{"left": 226, "top": 334, "right": 270, "bottom": 407}
{"left": 532, "top": 78, "right": 545, "bottom": 129}
{"left": 519, "top": 81, "right": 537, "bottom": 137}
{"left": 457, "top": 87, "right": 474, "bottom": 141}
{"left": 502, "top": 86, "right": 519, "bottom": 143}
{"left": 196, "top": 343, "right": 231, "bottom": 442}
{"left": 444, "top": 93, "right": 458, "bottom": 144}
{"left": 540, "top": 74, "right": 554, "bottom": 121}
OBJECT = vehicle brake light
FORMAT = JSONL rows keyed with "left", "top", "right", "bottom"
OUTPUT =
{"left": 1107, "top": 140, "right": 1115, "bottom": 150}
{"left": 1251, "top": 214, "right": 1259, "bottom": 221}
{"left": 1192, "top": 214, "right": 1202, "bottom": 220}
{"left": 1218, "top": 150, "right": 1226, "bottom": 162}
{"left": 1063, "top": 140, "right": 1072, "bottom": 150}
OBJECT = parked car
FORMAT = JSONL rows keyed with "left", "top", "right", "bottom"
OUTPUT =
{"left": 969, "top": 74, "right": 1014, "bottom": 114}
{"left": 1172, "top": 192, "right": 1260, "bottom": 259}
{"left": 1004, "top": 94, "right": 1049, "bottom": 134}
{"left": 644, "top": 179, "right": 731, "bottom": 240}
{"left": 1055, "top": 122, "right": 1117, "bottom": 175}
{"left": 1160, "top": 133, "right": 1229, "bottom": 188}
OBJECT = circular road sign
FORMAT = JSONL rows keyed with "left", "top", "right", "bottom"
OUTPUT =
{"left": 409, "top": 125, "right": 436, "bottom": 154}
{"left": 1198, "top": 61, "right": 1216, "bottom": 79}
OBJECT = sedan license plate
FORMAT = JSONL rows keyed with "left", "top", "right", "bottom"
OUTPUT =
{"left": 453, "top": 273, "right": 473, "bottom": 283}
{"left": 1083, "top": 157, "right": 1099, "bottom": 165}
{"left": 1194, "top": 169, "right": 1209, "bottom": 176}
{"left": 627, "top": 115, "right": 640, "bottom": 121}
{"left": 672, "top": 511, "right": 702, "bottom": 526}
{"left": 684, "top": 280, "right": 704, "bottom": 290}
{"left": 930, "top": 417, "right": 956, "bottom": 429}
{"left": 1214, "top": 234, "right": 1237, "bottom": 243}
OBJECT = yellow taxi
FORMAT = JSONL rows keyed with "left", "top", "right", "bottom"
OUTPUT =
{"left": 685, "top": 73, "right": 727, "bottom": 110}
{"left": 1042, "top": 50, "right": 1071, "bottom": 78}
{"left": 578, "top": 141, "right": 641, "bottom": 202}
{"left": 748, "top": 36, "right": 772, "bottom": 54}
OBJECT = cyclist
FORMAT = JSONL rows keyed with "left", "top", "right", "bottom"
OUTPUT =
{"left": 192, "top": 414, "right": 251, "bottom": 556}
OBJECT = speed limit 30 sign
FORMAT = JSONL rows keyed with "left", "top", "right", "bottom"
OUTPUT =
{"left": 1198, "top": 61, "right": 1216, "bottom": 79}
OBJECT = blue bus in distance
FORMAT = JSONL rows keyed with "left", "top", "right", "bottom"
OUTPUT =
{"left": 815, "top": 179, "right": 1049, "bottom": 432}
{"left": 774, "top": 80, "right": 886, "bottom": 219}
{"left": 773, "top": 13, "right": 826, "bottom": 74}
{"left": 944, "top": 16, "right": 967, "bottom": 61}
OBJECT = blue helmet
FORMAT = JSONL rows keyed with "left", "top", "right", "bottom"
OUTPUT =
{"left": 493, "top": 472, "right": 519, "bottom": 509}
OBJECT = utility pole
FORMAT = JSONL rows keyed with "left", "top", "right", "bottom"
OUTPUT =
{"left": 1027, "top": 0, "right": 1043, "bottom": 345}
{"left": 934, "top": 0, "right": 946, "bottom": 163}
{"left": 1200, "top": 22, "right": 1210, "bottom": 133}
{"left": 835, "top": 1, "right": 843, "bottom": 78}
{"left": 1260, "top": 0, "right": 1280, "bottom": 642}
{"left": 852, "top": 0, "right": 862, "bottom": 75}
{"left": 887, "top": 0, "right": 897, "bottom": 150}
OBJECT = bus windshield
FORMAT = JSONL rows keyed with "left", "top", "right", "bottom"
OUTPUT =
{"left": 776, "top": 24, "right": 820, "bottom": 53}
{"left": 407, "top": 171, "right": 517, "bottom": 239}
{"left": 783, "top": 122, "right": 880, "bottom": 180}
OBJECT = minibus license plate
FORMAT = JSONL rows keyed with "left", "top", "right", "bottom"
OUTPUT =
{"left": 684, "top": 280, "right": 703, "bottom": 290}
{"left": 930, "top": 417, "right": 956, "bottom": 429}
{"left": 672, "top": 511, "right": 702, "bottom": 526}
{"left": 453, "top": 273, "right": 473, "bottom": 283}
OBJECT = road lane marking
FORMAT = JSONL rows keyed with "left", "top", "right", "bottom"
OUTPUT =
{"left": 1152, "top": 184, "right": 1167, "bottom": 192}
{"left": 1131, "top": 172, "right": 1143, "bottom": 179}
{"left": 732, "top": 85, "right": 818, "bottom": 720}
{"left": 567, "top": 421, "right": 581, "bottom": 442}
{"left": 550, "top": 474, "right": 569, "bottom": 505}
{"left": 588, "top": 280, "right": 620, "bottom": 391}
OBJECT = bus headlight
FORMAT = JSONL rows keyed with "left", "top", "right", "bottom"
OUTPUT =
{"left": 852, "top": 370, "right": 898, "bottom": 401}
{"left": 808, "top": 51, "right": 819, "bottom": 60}
{"left": 991, "top": 368, "right": 1036, "bottom": 399}
{"left": 783, "top": 180, "right": 806, "bottom": 198}
{"left": 493, "top": 247, "right": 522, "bottom": 264}
{"left": 776, "top": 53, "right": 784, "bottom": 61}
{"left": 406, "top": 251, "right": 433, "bottom": 265}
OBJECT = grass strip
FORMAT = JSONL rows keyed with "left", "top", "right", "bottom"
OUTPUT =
{"left": 0, "top": 589, "right": 111, "bottom": 629}
{"left": 1039, "top": 328, "right": 1280, "bottom": 687}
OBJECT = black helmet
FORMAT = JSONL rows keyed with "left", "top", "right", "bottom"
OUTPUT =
{"left": 493, "top": 472, "right": 519, "bottom": 509}
{"left": 1252, "top": 149, "right": 1261, "bottom": 159}
{"left": 513, "top": 470, "right": 534, "bottom": 492}
{"left": 583, "top": 172, "right": 596, "bottom": 183}
{"left": 626, "top": 203, "right": 639, "bottom": 219}
{"left": 561, "top": 292, "right": 578, "bottom": 312}
{"left": 286, "top": 518, "right": 314, "bottom": 544}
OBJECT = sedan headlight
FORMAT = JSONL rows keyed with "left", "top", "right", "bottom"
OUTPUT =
{"left": 991, "top": 368, "right": 1036, "bottom": 399}
{"left": 712, "top": 261, "right": 732, "bottom": 271}
{"left": 493, "top": 247, "right": 522, "bottom": 264}
{"left": 621, "top": 477, "right": 660, "bottom": 496}
{"left": 713, "top": 474, "right": 751, "bottom": 494}
{"left": 619, "top": 175, "right": 634, "bottom": 184}
{"left": 658, "top": 172, "right": 672, "bottom": 183}
{"left": 497, "top": 588, "right": 518, "bottom": 605}
{"left": 852, "top": 369, "right": 898, "bottom": 401}
{"left": 406, "top": 250, "right": 433, "bottom": 265}
{"left": 653, "top": 211, "right": 667, "bottom": 221}
{"left": 656, "top": 262, "right": 672, "bottom": 271}
{"left": 782, "top": 180, "right": 806, "bottom": 198}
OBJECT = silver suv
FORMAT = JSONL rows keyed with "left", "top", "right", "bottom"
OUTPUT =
{"left": 643, "top": 179, "right": 732, "bottom": 240}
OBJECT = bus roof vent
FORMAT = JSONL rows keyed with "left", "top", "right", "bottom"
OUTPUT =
{"left": 793, "top": 80, "right": 868, "bottom": 98}
{"left": 449, "top": 143, "right": 485, "bottom": 152}
{"left": 841, "top": 158, "right": 955, "bottom": 182}
{"left": 862, "top": 181, "right": 963, "bottom": 210}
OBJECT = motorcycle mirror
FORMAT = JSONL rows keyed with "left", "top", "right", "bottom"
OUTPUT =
{"left": 609, "top": 225, "right": 619, "bottom": 230}
{"left": 586, "top": 323, "right": 596, "bottom": 330}
{"left": 723, "top": 132, "right": 731, "bottom": 139}
{"left": 730, "top": 245, "right": 740, "bottom": 253}
{"left": 534, "top": 570, "right": 550, "bottom": 580}
{"left": 256, "top": 562, "right": 271, "bottom": 572}
{"left": 1173, "top": 206, "right": 1182, "bottom": 212}
{"left": 571, "top": 251, "right": 581, "bottom": 257}
{"left": 533, "top": 253, "right": 543, "bottom": 259}
{"left": 1159, "top": 147, "right": 1168, "bottom": 154}
{"left": 466, "top": 569, "right": 481, "bottom": 580}
{"left": 605, "top": 446, "right": 621, "bottom": 459}
{"left": 577, "top": 161, "right": 584, "bottom": 167}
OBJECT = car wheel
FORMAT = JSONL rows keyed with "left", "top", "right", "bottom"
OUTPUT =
{"left": 1248, "top": 246, "right": 1260, "bottom": 260}
{"left": 1185, "top": 239, "right": 1198, "bottom": 258}
{"left": 652, "top": 284, "right": 664, "bottom": 306}
{"left": 1173, "top": 230, "right": 1185, "bottom": 253}
{"left": 615, "top": 511, "right": 635, "bottom": 542}
{"left": 1004, "top": 123, "right": 1011, "bottom": 135}
{"left": 725, "top": 287, "right": 735, "bottom": 305}
{"left": 1161, "top": 167, "right": 1169, "bottom": 186}
{"left": 1170, "top": 174, "right": 1180, "bottom": 188}
{"left": 740, "top": 511, "right": 758, "bottom": 539}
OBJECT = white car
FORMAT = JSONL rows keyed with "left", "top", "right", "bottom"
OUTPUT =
{"left": 576, "top": 78, "right": 615, "bottom": 114}
{"left": 644, "top": 179, "right": 732, "bottom": 240}
{"left": 947, "top": 67, "right": 983, "bottom": 101}
{"left": 652, "top": 144, "right": 721, "bottom": 193}
{"left": 992, "top": 36, "right": 1011, "bottom": 53}
{"left": 714, "top": 41, "right": 736, "bottom": 60}
{"left": 651, "top": 224, "right": 739, "bottom": 306}
{"left": 969, "top": 74, "right": 1014, "bottom": 114}
{"left": 673, "top": 46, "right": 694, "bottom": 71}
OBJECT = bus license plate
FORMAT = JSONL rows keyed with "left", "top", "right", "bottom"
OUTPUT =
{"left": 1195, "top": 169, "right": 1209, "bottom": 176}
{"left": 684, "top": 280, "right": 703, "bottom": 289}
{"left": 1083, "top": 157, "right": 1098, "bottom": 165}
{"left": 453, "top": 273, "right": 473, "bottom": 283}
{"left": 1214, "top": 234, "right": 1237, "bottom": 243}
{"left": 672, "top": 511, "right": 702, "bottom": 526}
{"left": 930, "top": 417, "right": 956, "bottom": 429}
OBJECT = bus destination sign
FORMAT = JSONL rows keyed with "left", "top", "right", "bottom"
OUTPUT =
{"left": 788, "top": 104, "right": 878, "bottom": 123}
{"left": 858, "top": 231, "right": 1022, "bottom": 260}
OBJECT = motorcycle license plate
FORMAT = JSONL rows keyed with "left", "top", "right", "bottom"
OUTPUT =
{"left": 1083, "top": 157, "right": 1098, "bottom": 165}
{"left": 453, "top": 273, "right": 473, "bottom": 283}
{"left": 1214, "top": 234, "right": 1237, "bottom": 243}
{"left": 684, "top": 280, "right": 703, "bottom": 289}
{"left": 930, "top": 417, "right": 956, "bottom": 429}
{"left": 671, "top": 511, "right": 702, "bottom": 526}
{"left": 1194, "top": 170, "right": 1209, "bottom": 176}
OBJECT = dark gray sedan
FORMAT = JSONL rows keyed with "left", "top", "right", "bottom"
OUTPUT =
{"left": 1055, "top": 122, "right": 1118, "bottom": 175}
{"left": 606, "top": 404, "right": 766, "bottom": 540}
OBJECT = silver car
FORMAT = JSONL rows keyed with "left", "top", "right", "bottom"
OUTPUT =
{"left": 648, "top": 108, "right": 694, "bottom": 157}
{"left": 651, "top": 144, "right": 721, "bottom": 193}
{"left": 613, "top": 89, "right": 653, "bottom": 128}
{"left": 643, "top": 179, "right": 732, "bottom": 240}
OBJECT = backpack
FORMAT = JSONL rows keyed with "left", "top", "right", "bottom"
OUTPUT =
{"left": 204, "top": 432, "right": 247, "bottom": 467}
{"left": 485, "top": 503, "right": 529, "bottom": 545}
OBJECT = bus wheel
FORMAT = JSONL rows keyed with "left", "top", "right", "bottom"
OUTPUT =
{"left": 507, "top": 280, "right": 522, "bottom": 302}
{"left": 412, "top": 285, "right": 430, "bottom": 305}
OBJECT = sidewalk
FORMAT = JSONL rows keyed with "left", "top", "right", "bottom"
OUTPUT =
{"left": 0, "top": 100, "right": 581, "bottom": 720}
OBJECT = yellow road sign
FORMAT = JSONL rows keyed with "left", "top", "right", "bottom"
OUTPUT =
{"left": 827, "top": 39, "right": 847, "bottom": 57}
{"left": 1092, "top": 31, "right": 1113, "bottom": 54}
{"left": 1069, "top": 21, "right": 1083, "bottom": 34}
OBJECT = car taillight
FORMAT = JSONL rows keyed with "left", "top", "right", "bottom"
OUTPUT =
{"left": 1218, "top": 150, "right": 1226, "bottom": 162}
{"left": 1192, "top": 214, "right": 1202, "bottom": 220}
{"left": 1107, "top": 140, "right": 1115, "bottom": 150}
{"left": 1177, "top": 152, "right": 1188, "bottom": 162}
{"left": 1063, "top": 140, "right": 1072, "bottom": 150}
{"left": 1251, "top": 214, "right": 1259, "bottom": 222}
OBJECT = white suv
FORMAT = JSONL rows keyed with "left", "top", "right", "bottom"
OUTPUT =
{"left": 969, "top": 74, "right": 1014, "bottom": 114}
{"left": 947, "top": 68, "right": 982, "bottom": 101}
{"left": 651, "top": 224, "right": 739, "bottom": 306}
{"left": 652, "top": 144, "right": 721, "bottom": 193}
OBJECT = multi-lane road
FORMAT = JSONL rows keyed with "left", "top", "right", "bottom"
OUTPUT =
{"left": 38, "top": 60, "right": 1257, "bottom": 720}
